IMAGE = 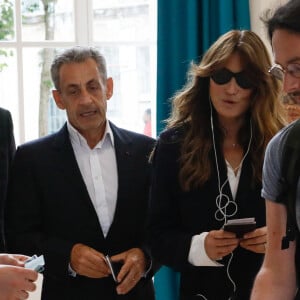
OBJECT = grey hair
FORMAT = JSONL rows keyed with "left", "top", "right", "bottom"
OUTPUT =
{"left": 50, "top": 46, "right": 107, "bottom": 90}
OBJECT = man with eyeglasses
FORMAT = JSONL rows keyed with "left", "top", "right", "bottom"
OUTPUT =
{"left": 281, "top": 94, "right": 300, "bottom": 123}
{"left": 251, "top": 1, "right": 300, "bottom": 299}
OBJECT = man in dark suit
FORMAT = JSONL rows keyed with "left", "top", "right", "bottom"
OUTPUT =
{"left": 0, "top": 107, "right": 15, "bottom": 251}
{"left": 5, "top": 47, "right": 156, "bottom": 299}
{"left": 0, "top": 108, "right": 38, "bottom": 299}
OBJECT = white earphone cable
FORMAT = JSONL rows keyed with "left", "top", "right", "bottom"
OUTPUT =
{"left": 208, "top": 100, "right": 253, "bottom": 299}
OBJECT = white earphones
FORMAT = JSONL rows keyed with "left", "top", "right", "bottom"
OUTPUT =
{"left": 208, "top": 100, "right": 253, "bottom": 298}
{"left": 209, "top": 100, "right": 252, "bottom": 226}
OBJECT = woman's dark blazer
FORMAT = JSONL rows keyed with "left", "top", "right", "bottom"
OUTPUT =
{"left": 0, "top": 108, "right": 15, "bottom": 251}
{"left": 149, "top": 127, "right": 265, "bottom": 300}
{"left": 6, "top": 122, "right": 155, "bottom": 300}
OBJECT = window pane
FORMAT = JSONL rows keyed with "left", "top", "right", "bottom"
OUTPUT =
{"left": 97, "top": 45, "right": 153, "bottom": 134}
{"left": 92, "top": 0, "right": 156, "bottom": 136}
{"left": 0, "top": 0, "right": 15, "bottom": 41}
{"left": 22, "top": 0, "right": 75, "bottom": 41}
{"left": 93, "top": 0, "right": 152, "bottom": 42}
{"left": 23, "top": 47, "right": 66, "bottom": 142}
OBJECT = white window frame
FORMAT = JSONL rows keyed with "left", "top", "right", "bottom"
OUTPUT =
{"left": 0, "top": 0, "right": 157, "bottom": 144}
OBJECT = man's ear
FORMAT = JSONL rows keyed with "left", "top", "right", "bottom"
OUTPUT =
{"left": 106, "top": 77, "right": 114, "bottom": 100}
{"left": 52, "top": 90, "right": 66, "bottom": 110}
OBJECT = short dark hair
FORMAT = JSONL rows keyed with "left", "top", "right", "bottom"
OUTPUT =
{"left": 50, "top": 46, "right": 107, "bottom": 91}
{"left": 263, "top": 0, "right": 300, "bottom": 41}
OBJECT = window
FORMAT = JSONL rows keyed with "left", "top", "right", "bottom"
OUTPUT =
{"left": 0, "top": 0, "right": 157, "bottom": 144}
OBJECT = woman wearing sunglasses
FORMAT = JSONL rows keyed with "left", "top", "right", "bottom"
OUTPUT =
{"left": 149, "top": 30, "right": 286, "bottom": 300}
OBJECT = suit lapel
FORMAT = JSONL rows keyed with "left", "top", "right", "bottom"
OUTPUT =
{"left": 51, "top": 125, "right": 103, "bottom": 231}
{"left": 107, "top": 123, "right": 134, "bottom": 236}
{"left": 51, "top": 125, "right": 83, "bottom": 182}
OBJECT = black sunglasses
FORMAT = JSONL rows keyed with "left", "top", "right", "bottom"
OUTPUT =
{"left": 211, "top": 68, "right": 254, "bottom": 89}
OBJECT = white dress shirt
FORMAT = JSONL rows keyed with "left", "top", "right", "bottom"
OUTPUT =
{"left": 67, "top": 121, "right": 118, "bottom": 237}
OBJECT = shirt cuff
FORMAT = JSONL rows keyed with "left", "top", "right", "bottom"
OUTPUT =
{"left": 188, "top": 232, "right": 224, "bottom": 267}
{"left": 68, "top": 263, "right": 77, "bottom": 277}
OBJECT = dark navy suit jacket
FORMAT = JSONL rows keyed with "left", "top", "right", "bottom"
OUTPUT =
{"left": 6, "top": 122, "right": 155, "bottom": 300}
{"left": 0, "top": 108, "right": 15, "bottom": 251}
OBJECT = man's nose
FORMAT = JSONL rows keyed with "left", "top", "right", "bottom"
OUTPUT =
{"left": 79, "top": 89, "right": 92, "bottom": 104}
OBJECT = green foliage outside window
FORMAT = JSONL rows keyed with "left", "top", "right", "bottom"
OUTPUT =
{"left": 0, "top": 0, "right": 14, "bottom": 72}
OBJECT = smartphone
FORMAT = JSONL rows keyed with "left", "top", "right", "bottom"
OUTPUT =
{"left": 105, "top": 255, "right": 122, "bottom": 282}
{"left": 223, "top": 217, "right": 256, "bottom": 238}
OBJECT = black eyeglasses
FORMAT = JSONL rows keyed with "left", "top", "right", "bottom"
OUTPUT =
{"left": 211, "top": 68, "right": 254, "bottom": 89}
{"left": 269, "top": 63, "right": 300, "bottom": 80}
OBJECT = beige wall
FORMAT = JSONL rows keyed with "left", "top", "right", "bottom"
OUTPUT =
{"left": 249, "top": 0, "right": 289, "bottom": 59}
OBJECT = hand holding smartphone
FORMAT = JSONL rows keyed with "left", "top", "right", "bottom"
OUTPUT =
{"left": 223, "top": 217, "right": 256, "bottom": 238}
{"left": 105, "top": 255, "right": 122, "bottom": 282}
